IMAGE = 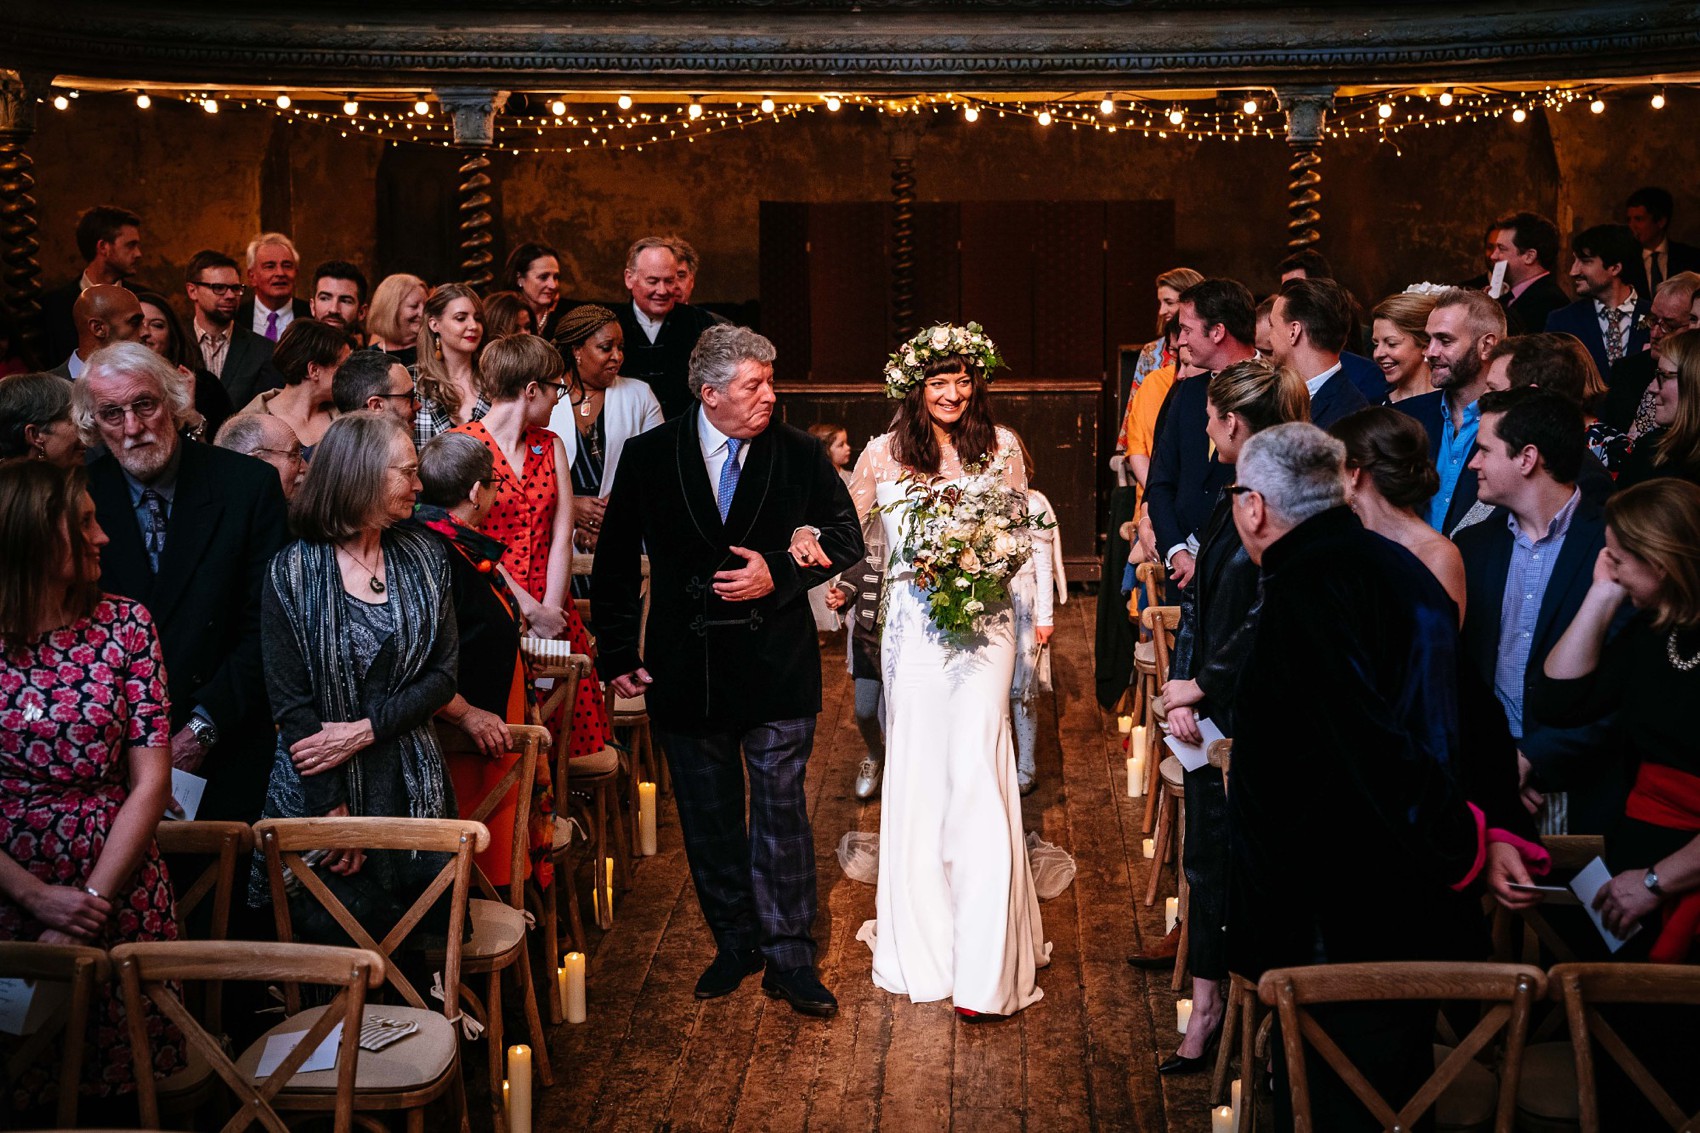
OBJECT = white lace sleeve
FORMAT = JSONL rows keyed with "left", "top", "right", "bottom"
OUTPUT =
{"left": 848, "top": 432, "right": 899, "bottom": 522}
{"left": 996, "top": 426, "right": 1029, "bottom": 494}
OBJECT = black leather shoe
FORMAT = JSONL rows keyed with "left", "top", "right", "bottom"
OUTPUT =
{"left": 761, "top": 966, "right": 839, "bottom": 1018}
{"left": 1157, "top": 1024, "right": 1221, "bottom": 1075}
{"left": 695, "top": 948, "right": 765, "bottom": 1000}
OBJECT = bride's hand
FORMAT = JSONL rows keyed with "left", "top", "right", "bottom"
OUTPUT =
{"left": 789, "top": 527, "right": 828, "bottom": 568}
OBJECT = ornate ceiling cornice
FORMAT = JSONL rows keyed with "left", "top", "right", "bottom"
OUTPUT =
{"left": 5, "top": 2, "right": 1699, "bottom": 91}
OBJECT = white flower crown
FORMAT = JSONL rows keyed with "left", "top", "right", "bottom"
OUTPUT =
{"left": 883, "top": 321, "right": 1006, "bottom": 400}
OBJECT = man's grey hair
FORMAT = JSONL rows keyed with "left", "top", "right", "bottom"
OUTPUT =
{"left": 213, "top": 412, "right": 270, "bottom": 456}
{"left": 72, "top": 342, "right": 196, "bottom": 443}
{"left": 688, "top": 324, "right": 776, "bottom": 398}
{"left": 246, "top": 231, "right": 299, "bottom": 271}
{"left": 625, "top": 234, "right": 676, "bottom": 273}
{"left": 1236, "top": 422, "right": 1346, "bottom": 527}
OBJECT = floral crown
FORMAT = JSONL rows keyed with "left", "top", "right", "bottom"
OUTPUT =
{"left": 883, "top": 322, "right": 1005, "bottom": 400}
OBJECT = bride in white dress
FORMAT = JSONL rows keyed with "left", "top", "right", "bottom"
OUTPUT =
{"left": 841, "top": 325, "right": 1051, "bottom": 1019}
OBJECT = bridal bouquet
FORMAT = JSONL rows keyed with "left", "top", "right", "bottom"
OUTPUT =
{"left": 882, "top": 454, "right": 1053, "bottom": 643}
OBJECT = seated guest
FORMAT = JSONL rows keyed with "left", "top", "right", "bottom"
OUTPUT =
{"left": 1369, "top": 290, "right": 1436, "bottom": 403}
{"left": 1483, "top": 332, "right": 1629, "bottom": 476}
{"left": 49, "top": 284, "right": 144, "bottom": 381}
{"left": 617, "top": 235, "right": 718, "bottom": 420}
{"left": 1331, "top": 407, "right": 1466, "bottom": 614}
{"left": 240, "top": 318, "right": 349, "bottom": 459}
{"left": 413, "top": 283, "right": 488, "bottom": 447}
{"left": 214, "top": 412, "right": 307, "bottom": 501}
{"left": 1147, "top": 358, "right": 1309, "bottom": 1073}
{"left": 136, "top": 288, "right": 233, "bottom": 442}
{"left": 502, "top": 242, "right": 562, "bottom": 340}
{"left": 239, "top": 232, "right": 310, "bottom": 339}
{"left": 77, "top": 342, "right": 288, "bottom": 822}
{"left": 332, "top": 350, "right": 417, "bottom": 427}
{"left": 1618, "top": 329, "right": 1700, "bottom": 489}
{"left": 183, "top": 250, "right": 278, "bottom": 408}
{"left": 1266, "top": 277, "right": 1371, "bottom": 427}
{"left": 1602, "top": 271, "right": 1700, "bottom": 440}
{"left": 482, "top": 290, "right": 533, "bottom": 339}
{"left": 1227, "top": 422, "right": 1536, "bottom": 1130}
{"left": 0, "top": 459, "right": 183, "bottom": 1104}
{"left": 547, "top": 303, "right": 663, "bottom": 557}
{"left": 1398, "top": 287, "right": 1505, "bottom": 535}
{"left": 0, "top": 371, "right": 84, "bottom": 466}
{"left": 1487, "top": 211, "right": 1568, "bottom": 333}
{"left": 37, "top": 204, "right": 143, "bottom": 365}
{"left": 366, "top": 273, "right": 427, "bottom": 368}
{"left": 1457, "top": 387, "right": 1621, "bottom": 835}
{"left": 309, "top": 259, "right": 370, "bottom": 343}
{"left": 1546, "top": 224, "right": 1650, "bottom": 378}
{"left": 249, "top": 413, "right": 458, "bottom": 919}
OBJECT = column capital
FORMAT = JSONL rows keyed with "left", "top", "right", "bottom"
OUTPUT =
{"left": 433, "top": 87, "right": 510, "bottom": 149}
{"left": 1274, "top": 85, "right": 1336, "bottom": 146}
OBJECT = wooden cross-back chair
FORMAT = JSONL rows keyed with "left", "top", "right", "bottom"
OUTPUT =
{"left": 115, "top": 941, "right": 386, "bottom": 1133}
{"left": 155, "top": 819, "right": 254, "bottom": 1036}
{"left": 1258, "top": 961, "right": 1547, "bottom": 1133}
{"left": 1138, "top": 603, "right": 1180, "bottom": 832}
{"left": 1490, "top": 836, "right": 1604, "bottom": 971}
{"left": 0, "top": 942, "right": 107, "bottom": 1130}
{"left": 527, "top": 654, "right": 594, "bottom": 993}
{"left": 1548, "top": 962, "right": 1700, "bottom": 1133}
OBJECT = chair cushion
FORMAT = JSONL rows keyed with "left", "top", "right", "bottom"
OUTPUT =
{"left": 158, "top": 1033, "right": 214, "bottom": 1096}
{"left": 234, "top": 1005, "right": 456, "bottom": 1093}
{"left": 613, "top": 692, "right": 646, "bottom": 716}
{"left": 568, "top": 746, "right": 619, "bottom": 776}
{"left": 1133, "top": 640, "right": 1156, "bottom": 673}
{"left": 464, "top": 898, "right": 527, "bottom": 961}
{"left": 551, "top": 814, "right": 579, "bottom": 852}
{"left": 1432, "top": 1043, "right": 1498, "bottom": 1131}
{"left": 1159, "top": 755, "right": 1184, "bottom": 790}
{"left": 1515, "top": 1042, "right": 1580, "bottom": 1123}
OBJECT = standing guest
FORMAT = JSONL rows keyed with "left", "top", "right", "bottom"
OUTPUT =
{"left": 0, "top": 460, "right": 183, "bottom": 1104}
{"left": 237, "top": 232, "right": 309, "bottom": 341}
{"left": 1253, "top": 294, "right": 1277, "bottom": 357}
{"left": 1267, "top": 277, "right": 1371, "bottom": 428}
{"left": 214, "top": 413, "right": 307, "bottom": 502}
{"left": 0, "top": 371, "right": 84, "bottom": 466}
{"left": 1602, "top": 271, "right": 1700, "bottom": 440}
{"left": 1625, "top": 186, "right": 1700, "bottom": 297}
{"left": 1487, "top": 212, "right": 1569, "bottom": 333}
{"left": 1457, "top": 387, "right": 1621, "bottom": 835}
{"left": 239, "top": 319, "right": 348, "bottom": 460}
{"left": 804, "top": 421, "right": 856, "bottom": 632}
{"left": 1278, "top": 248, "right": 1332, "bottom": 282}
{"left": 594, "top": 324, "right": 862, "bottom": 1016}
{"left": 667, "top": 236, "right": 728, "bottom": 323}
{"left": 366, "top": 273, "right": 427, "bottom": 368}
{"left": 413, "top": 283, "right": 488, "bottom": 448}
{"left": 309, "top": 260, "right": 370, "bottom": 344}
{"left": 548, "top": 304, "right": 663, "bottom": 560}
{"left": 617, "top": 235, "right": 719, "bottom": 420}
{"left": 1124, "top": 267, "right": 1204, "bottom": 410}
{"left": 1009, "top": 449, "right": 1061, "bottom": 797}
{"left": 136, "top": 289, "right": 233, "bottom": 443}
{"left": 1483, "top": 332, "right": 1629, "bottom": 478}
{"left": 48, "top": 284, "right": 144, "bottom": 381}
{"left": 332, "top": 351, "right": 418, "bottom": 428}
{"left": 1120, "top": 319, "right": 1180, "bottom": 489}
{"left": 482, "top": 290, "right": 534, "bottom": 340}
{"left": 1618, "top": 328, "right": 1700, "bottom": 489}
{"left": 1398, "top": 288, "right": 1504, "bottom": 534}
{"left": 1332, "top": 407, "right": 1465, "bottom": 613}
{"left": 183, "top": 250, "right": 278, "bottom": 409}
{"left": 76, "top": 343, "right": 289, "bottom": 822}
{"left": 1369, "top": 291, "right": 1437, "bottom": 403}
{"left": 249, "top": 413, "right": 458, "bottom": 916}
{"left": 1145, "top": 359, "right": 1309, "bottom": 1061}
{"left": 1546, "top": 224, "right": 1650, "bottom": 379}
{"left": 37, "top": 205, "right": 143, "bottom": 366}
{"left": 503, "top": 243, "right": 562, "bottom": 340}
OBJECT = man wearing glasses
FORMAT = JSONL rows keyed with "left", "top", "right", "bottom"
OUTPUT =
{"left": 330, "top": 350, "right": 420, "bottom": 428}
{"left": 214, "top": 412, "right": 308, "bottom": 501}
{"left": 1603, "top": 271, "right": 1700, "bottom": 441}
{"left": 185, "top": 249, "right": 280, "bottom": 408}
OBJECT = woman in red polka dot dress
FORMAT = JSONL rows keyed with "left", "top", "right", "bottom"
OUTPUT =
{"left": 450, "top": 335, "right": 612, "bottom": 768}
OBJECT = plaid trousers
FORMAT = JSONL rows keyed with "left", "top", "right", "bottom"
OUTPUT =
{"left": 656, "top": 717, "right": 820, "bottom": 970}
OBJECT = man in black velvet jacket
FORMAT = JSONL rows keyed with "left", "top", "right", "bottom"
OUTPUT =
{"left": 593, "top": 324, "right": 862, "bottom": 1018}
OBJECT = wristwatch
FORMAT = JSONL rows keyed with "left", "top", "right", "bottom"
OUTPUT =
{"left": 1644, "top": 867, "right": 1666, "bottom": 897}
{"left": 188, "top": 714, "right": 218, "bottom": 750}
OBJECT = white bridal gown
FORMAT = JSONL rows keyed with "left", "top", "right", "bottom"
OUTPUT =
{"left": 850, "top": 428, "right": 1051, "bottom": 1015}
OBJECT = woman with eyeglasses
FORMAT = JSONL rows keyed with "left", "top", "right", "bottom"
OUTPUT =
{"left": 1619, "top": 329, "right": 1700, "bottom": 490}
{"left": 0, "top": 370, "right": 85, "bottom": 467}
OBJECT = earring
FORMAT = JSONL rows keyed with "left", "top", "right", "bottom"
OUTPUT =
{"left": 434, "top": 339, "right": 443, "bottom": 360}
{"left": 31, "top": 444, "right": 46, "bottom": 462}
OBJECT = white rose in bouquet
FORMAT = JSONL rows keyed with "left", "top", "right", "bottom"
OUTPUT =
{"left": 930, "top": 326, "right": 952, "bottom": 349}
{"left": 958, "top": 546, "right": 983, "bottom": 573}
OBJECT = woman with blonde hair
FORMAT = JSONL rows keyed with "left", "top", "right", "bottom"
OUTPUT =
{"left": 1129, "top": 267, "right": 1206, "bottom": 395}
{"left": 1370, "top": 291, "right": 1437, "bottom": 403}
{"left": 413, "top": 282, "right": 487, "bottom": 448}
{"left": 366, "top": 273, "right": 428, "bottom": 367}
{"left": 1620, "top": 328, "right": 1700, "bottom": 488}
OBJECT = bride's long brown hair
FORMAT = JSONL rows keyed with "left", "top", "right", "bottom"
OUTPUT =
{"left": 889, "top": 356, "right": 999, "bottom": 476}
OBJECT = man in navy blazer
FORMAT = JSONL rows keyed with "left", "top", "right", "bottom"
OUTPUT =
{"left": 1268, "top": 277, "right": 1370, "bottom": 429}
{"left": 1544, "top": 224, "right": 1649, "bottom": 379}
{"left": 1455, "top": 388, "right": 1625, "bottom": 834}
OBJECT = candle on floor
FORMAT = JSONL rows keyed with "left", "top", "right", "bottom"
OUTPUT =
{"left": 563, "top": 951, "right": 587, "bottom": 1024}
{"left": 1164, "top": 896, "right": 1179, "bottom": 934}
{"left": 1127, "top": 752, "right": 1145, "bottom": 798}
{"left": 1231, "top": 1078, "right": 1243, "bottom": 1127}
{"left": 502, "top": 1080, "right": 509, "bottom": 1121}
{"left": 507, "top": 1046, "right": 532, "bottom": 1133}
{"left": 1142, "top": 837, "right": 1156, "bottom": 859}
{"left": 1212, "top": 1105, "right": 1234, "bottom": 1133}
{"left": 1117, "top": 714, "right": 1134, "bottom": 735}
{"left": 1176, "top": 997, "right": 1193, "bottom": 1034}
{"left": 638, "top": 781, "right": 658, "bottom": 856}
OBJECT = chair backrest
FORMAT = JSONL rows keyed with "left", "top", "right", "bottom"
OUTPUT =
{"left": 1141, "top": 604, "right": 1181, "bottom": 682}
{"left": 528, "top": 654, "right": 595, "bottom": 789}
{"left": 114, "top": 940, "right": 383, "bottom": 1133}
{"left": 459, "top": 724, "right": 548, "bottom": 909}
{"left": 1548, "top": 961, "right": 1700, "bottom": 1133}
{"left": 0, "top": 942, "right": 109, "bottom": 1129}
{"left": 155, "top": 820, "right": 256, "bottom": 1036}
{"left": 254, "top": 817, "right": 487, "bottom": 1022}
{"left": 1135, "top": 562, "right": 1165, "bottom": 632}
{"left": 1258, "top": 961, "right": 1547, "bottom": 1133}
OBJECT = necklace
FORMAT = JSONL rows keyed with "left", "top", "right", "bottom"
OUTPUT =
{"left": 338, "top": 542, "right": 387, "bottom": 594}
{"left": 573, "top": 383, "right": 602, "bottom": 418}
{"left": 1668, "top": 628, "right": 1700, "bottom": 671}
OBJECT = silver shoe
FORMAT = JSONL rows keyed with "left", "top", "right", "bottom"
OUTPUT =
{"left": 1017, "top": 770, "right": 1036, "bottom": 796}
{"left": 854, "top": 757, "right": 884, "bottom": 800}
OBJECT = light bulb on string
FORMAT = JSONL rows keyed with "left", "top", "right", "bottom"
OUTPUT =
{"left": 203, "top": 98, "right": 219, "bottom": 114}
{"left": 550, "top": 99, "right": 567, "bottom": 117}
{"left": 1511, "top": 107, "right": 1528, "bottom": 123}
{"left": 1438, "top": 90, "right": 1453, "bottom": 107}
{"left": 343, "top": 97, "right": 359, "bottom": 115}
{"left": 275, "top": 93, "right": 291, "bottom": 109}
{"left": 825, "top": 95, "right": 841, "bottom": 112}
{"left": 51, "top": 93, "right": 68, "bottom": 110}
{"left": 617, "top": 94, "right": 633, "bottom": 110}
{"left": 963, "top": 105, "right": 979, "bottom": 123}
{"left": 1100, "top": 93, "right": 1115, "bottom": 116}
{"left": 1242, "top": 97, "right": 1258, "bottom": 115}
{"left": 760, "top": 97, "right": 776, "bottom": 113}
{"left": 414, "top": 99, "right": 430, "bottom": 115}
{"left": 1590, "top": 98, "right": 1605, "bottom": 114}
{"left": 1037, "top": 108, "right": 1053, "bottom": 126}
{"left": 687, "top": 99, "right": 703, "bottom": 119}
{"left": 1378, "top": 102, "right": 1393, "bottom": 119}
{"left": 1652, "top": 88, "right": 1666, "bottom": 110}
{"left": 135, "top": 92, "right": 151, "bottom": 109}
{"left": 1168, "top": 107, "right": 1184, "bottom": 126}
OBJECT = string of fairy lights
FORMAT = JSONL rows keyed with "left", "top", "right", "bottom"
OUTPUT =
{"left": 40, "top": 83, "right": 1680, "bottom": 156}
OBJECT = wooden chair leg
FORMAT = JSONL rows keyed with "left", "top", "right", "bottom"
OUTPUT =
{"left": 1171, "top": 795, "right": 1190, "bottom": 992}
{"left": 1141, "top": 706, "right": 1162, "bottom": 833}
{"left": 590, "top": 785, "right": 613, "bottom": 930}
{"left": 607, "top": 780, "right": 634, "bottom": 888}
{"left": 485, "top": 970, "right": 506, "bottom": 1133}
{"left": 1239, "top": 975, "right": 1260, "bottom": 1133}
{"left": 1211, "top": 977, "right": 1242, "bottom": 1104}
{"left": 1144, "top": 791, "right": 1174, "bottom": 907}
{"left": 533, "top": 879, "right": 563, "bottom": 1025}
{"left": 564, "top": 853, "right": 590, "bottom": 959}
{"left": 515, "top": 951, "right": 553, "bottom": 1086}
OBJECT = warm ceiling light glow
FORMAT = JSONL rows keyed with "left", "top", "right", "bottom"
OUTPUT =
{"left": 1100, "top": 94, "right": 1115, "bottom": 116}
{"left": 135, "top": 93, "right": 151, "bottom": 109}
{"left": 687, "top": 99, "right": 703, "bottom": 119}
{"left": 414, "top": 99, "right": 430, "bottom": 115}
{"left": 550, "top": 99, "right": 567, "bottom": 116}
{"left": 51, "top": 94, "right": 68, "bottom": 110}
{"left": 1511, "top": 107, "right": 1528, "bottom": 123}
{"left": 825, "top": 95, "right": 841, "bottom": 112}
{"left": 1168, "top": 107, "right": 1184, "bottom": 125}
{"left": 1438, "top": 91, "right": 1453, "bottom": 107}
{"left": 1652, "top": 90, "right": 1667, "bottom": 109}
{"left": 275, "top": 93, "right": 291, "bottom": 109}
{"left": 617, "top": 94, "right": 633, "bottom": 110}
{"left": 963, "top": 105, "right": 979, "bottom": 122}
{"left": 1590, "top": 98, "right": 1606, "bottom": 114}
{"left": 342, "top": 98, "right": 359, "bottom": 115}
{"left": 760, "top": 97, "right": 776, "bottom": 113}
{"left": 1037, "top": 109, "right": 1053, "bottom": 126}
{"left": 203, "top": 99, "right": 219, "bottom": 114}
{"left": 1242, "top": 98, "right": 1259, "bottom": 115}
{"left": 1378, "top": 102, "right": 1394, "bottom": 119}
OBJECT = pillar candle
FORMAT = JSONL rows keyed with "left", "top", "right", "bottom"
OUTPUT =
{"left": 1164, "top": 896, "right": 1179, "bottom": 934}
{"left": 638, "top": 781, "right": 658, "bottom": 856}
{"left": 507, "top": 1046, "right": 531, "bottom": 1133}
{"left": 563, "top": 951, "right": 587, "bottom": 1024}
{"left": 1231, "top": 1078, "right": 1243, "bottom": 1128}
{"left": 1212, "top": 1105, "right": 1234, "bottom": 1133}
{"left": 1142, "top": 837, "right": 1156, "bottom": 859}
{"left": 1127, "top": 752, "right": 1145, "bottom": 798}
{"left": 502, "top": 1080, "right": 509, "bottom": 1120}
{"left": 1117, "top": 714, "right": 1134, "bottom": 735}
{"left": 1176, "top": 998, "right": 1192, "bottom": 1034}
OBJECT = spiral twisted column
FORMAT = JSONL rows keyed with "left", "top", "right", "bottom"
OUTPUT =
{"left": 885, "top": 118, "right": 922, "bottom": 341}
{"left": 435, "top": 88, "right": 509, "bottom": 292}
{"left": 1274, "top": 86, "right": 1336, "bottom": 250}
{"left": 0, "top": 72, "right": 43, "bottom": 365}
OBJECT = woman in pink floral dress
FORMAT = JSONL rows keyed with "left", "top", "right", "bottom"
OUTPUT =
{"left": 0, "top": 460, "right": 183, "bottom": 1107}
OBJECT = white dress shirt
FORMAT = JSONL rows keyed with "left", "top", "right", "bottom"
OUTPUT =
{"left": 65, "top": 351, "right": 88, "bottom": 380}
{"left": 698, "top": 407, "right": 750, "bottom": 511}
{"left": 1304, "top": 360, "right": 1342, "bottom": 398}
{"left": 251, "top": 298, "right": 296, "bottom": 338}
{"left": 1593, "top": 291, "right": 1640, "bottom": 346}
{"left": 631, "top": 302, "right": 664, "bottom": 344}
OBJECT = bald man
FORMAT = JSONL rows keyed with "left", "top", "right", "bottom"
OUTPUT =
{"left": 50, "top": 284, "right": 144, "bottom": 381}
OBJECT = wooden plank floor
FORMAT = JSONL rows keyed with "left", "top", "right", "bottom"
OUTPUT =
{"left": 537, "top": 595, "right": 1224, "bottom": 1132}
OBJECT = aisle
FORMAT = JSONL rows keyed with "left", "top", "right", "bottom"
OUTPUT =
{"left": 539, "top": 595, "right": 1220, "bottom": 1132}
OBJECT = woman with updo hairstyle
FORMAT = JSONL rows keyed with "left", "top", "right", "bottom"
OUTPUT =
{"left": 1619, "top": 328, "right": 1700, "bottom": 490}
{"left": 1331, "top": 406, "right": 1466, "bottom": 615}
{"left": 413, "top": 282, "right": 488, "bottom": 447}
{"left": 482, "top": 290, "right": 534, "bottom": 340}
{"left": 1370, "top": 291, "right": 1437, "bottom": 403}
{"left": 502, "top": 242, "right": 562, "bottom": 340}
{"left": 0, "top": 371, "right": 84, "bottom": 466}
{"left": 366, "top": 273, "right": 428, "bottom": 367}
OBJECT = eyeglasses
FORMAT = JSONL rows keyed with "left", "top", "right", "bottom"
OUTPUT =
{"left": 190, "top": 281, "right": 245, "bottom": 296}
{"left": 254, "top": 446, "right": 306, "bottom": 464}
{"left": 540, "top": 380, "right": 569, "bottom": 396}
{"left": 480, "top": 470, "right": 511, "bottom": 489}
{"left": 94, "top": 397, "right": 166, "bottom": 426}
{"left": 1224, "top": 484, "right": 1258, "bottom": 498}
{"left": 377, "top": 386, "right": 421, "bottom": 404}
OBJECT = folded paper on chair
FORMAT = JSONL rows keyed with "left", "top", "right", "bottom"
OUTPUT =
{"left": 0, "top": 977, "right": 67, "bottom": 1036}
{"left": 1163, "top": 717, "right": 1226, "bottom": 773}
{"left": 520, "top": 637, "right": 576, "bottom": 664}
{"left": 254, "top": 1021, "right": 342, "bottom": 1078}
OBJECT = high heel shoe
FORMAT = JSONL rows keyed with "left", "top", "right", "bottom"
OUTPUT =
{"left": 955, "top": 1006, "right": 1009, "bottom": 1024}
{"left": 1156, "top": 1021, "right": 1221, "bottom": 1075}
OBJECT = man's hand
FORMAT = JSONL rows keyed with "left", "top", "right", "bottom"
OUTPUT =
{"left": 1516, "top": 751, "right": 1545, "bottom": 816}
{"left": 457, "top": 706, "right": 510, "bottom": 759}
{"left": 1169, "top": 550, "right": 1196, "bottom": 589}
{"left": 788, "top": 528, "right": 829, "bottom": 569}
{"left": 611, "top": 668, "right": 653, "bottom": 700}
{"left": 713, "top": 546, "right": 775, "bottom": 601}
{"left": 1594, "top": 868, "right": 1662, "bottom": 938}
{"left": 1485, "top": 841, "right": 1540, "bottom": 910}
{"left": 290, "top": 721, "right": 373, "bottom": 777}
{"left": 574, "top": 495, "right": 608, "bottom": 552}
{"left": 170, "top": 725, "right": 206, "bottom": 773}
{"left": 320, "top": 804, "right": 366, "bottom": 876}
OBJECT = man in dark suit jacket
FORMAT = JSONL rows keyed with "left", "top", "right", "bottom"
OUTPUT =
{"left": 187, "top": 249, "right": 281, "bottom": 407}
{"left": 1601, "top": 272, "right": 1700, "bottom": 435}
{"left": 1545, "top": 224, "right": 1650, "bottom": 379}
{"left": 1339, "top": 351, "right": 1386, "bottom": 402}
{"left": 1484, "top": 211, "right": 1570, "bottom": 334}
{"left": 235, "top": 231, "right": 311, "bottom": 341}
{"left": 593, "top": 324, "right": 862, "bottom": 1017}
{"left": 616, "top": 236, "right": 719, "bottom": 419}
{"left": 1457, "top": 388, "right": 1626, "bottom": 835}
{"left": 1625, "top": 186, "right": 1700, "bottom": 299}
{"left": 78, "top": 342, "right": 288, "bottom": 823}
{"left": 35, "top": 205, "right": 144, "bottom": 366}
{"left": 1268, "top": 277, "right": 1370, "bottom": 429}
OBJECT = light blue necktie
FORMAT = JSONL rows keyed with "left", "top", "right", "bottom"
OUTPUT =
{"left": 717, "top": 437, "right": 742, "bottom": 522}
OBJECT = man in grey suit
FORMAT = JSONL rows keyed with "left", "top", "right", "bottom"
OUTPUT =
{"left": 185, "top": 250, "right": 278, "bottom": 407}
{"left": 48, "top": 284, "right": 145, "bottom": 380}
